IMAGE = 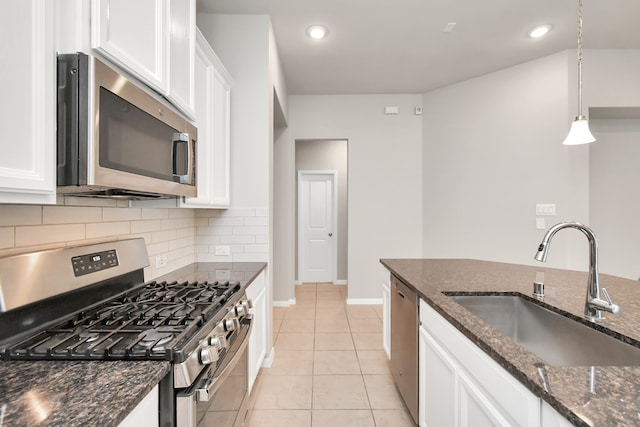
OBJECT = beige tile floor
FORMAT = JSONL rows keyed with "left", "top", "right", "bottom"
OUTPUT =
{"left": 246, "top": 283, "right": 416, "bottom": 427}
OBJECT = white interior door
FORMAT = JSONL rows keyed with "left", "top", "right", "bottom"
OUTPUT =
{"left": 298, "top": 171, "right": 337, "bottom": 283}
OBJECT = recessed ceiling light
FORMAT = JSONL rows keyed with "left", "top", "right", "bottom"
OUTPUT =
{"left": 528, "top": 25, "right": 553, "bottom": 38}
{"left": 307, "top": 25, "right": 328, "bottom": 40}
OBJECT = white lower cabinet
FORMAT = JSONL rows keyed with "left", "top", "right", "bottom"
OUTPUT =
{"left": 246, "top": 270, "right": 267, "bottom": 393}
{"left": 382, "top": 271, "right": 391, "bottom": 359}
{"left": 419, "top": 299, "right": 560, "bottom": 427}
{"left": 117, "top": 385, "right": 158, "bottom": 427}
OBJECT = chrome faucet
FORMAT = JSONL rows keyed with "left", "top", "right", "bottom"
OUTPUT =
{"left": 534, "top": 221, "right": 620, "bottom": 321}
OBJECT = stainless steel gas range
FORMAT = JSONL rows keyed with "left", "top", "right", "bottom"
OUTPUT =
{"left": 0, "top": 239, "right": 255, "bottom": 427}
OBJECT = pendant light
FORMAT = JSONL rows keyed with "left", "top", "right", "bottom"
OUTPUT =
{"left": 562, "top": 0, "right": 595, "bottom": 145}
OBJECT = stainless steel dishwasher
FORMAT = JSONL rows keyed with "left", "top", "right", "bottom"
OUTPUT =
{"left": 390, "top": 275, "right": 418, "bottom": 424}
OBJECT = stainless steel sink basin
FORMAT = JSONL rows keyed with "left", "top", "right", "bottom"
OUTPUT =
{"left": 449, "top": 294, "right": 640, "bottom": 367}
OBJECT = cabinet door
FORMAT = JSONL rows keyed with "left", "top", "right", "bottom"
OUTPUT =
{"left": 458, "top": 369, "right": 512, "bottom": 427}
{"left": 419, "top": 326, "right": 456, "bottom": 427}
{"left": 92, "top": 0, "right": 168, "bottom": 93}
{"left": 246, "top": 271, "right": 267, "bottom": 393}
{"left": 168, "top": 0, "right": 195, "bottom": 119}
{"left": 117, "top": 385, "right": 159, "bottom": 427}
{"left": 180, "top": 30, "right": 231, "bottom": 209}
{"left": 0, "top": 0, "right": 56, "bottom": 204}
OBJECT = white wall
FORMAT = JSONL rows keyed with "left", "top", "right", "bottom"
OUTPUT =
{"left": 421, "top": 49, "right": 640, "bottom": 274}
{"left": 283, "top": 95, "right": 423, "bottom": 302}
{"left": 422, "top": 51, "right": 591, "bottom": 271}
{"left": 585, "top": 49, "right": 640, "bottom": 280}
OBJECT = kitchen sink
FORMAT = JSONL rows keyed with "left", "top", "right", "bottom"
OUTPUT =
{"left": 448, "top": 294, "right": 640, "bottom": 367}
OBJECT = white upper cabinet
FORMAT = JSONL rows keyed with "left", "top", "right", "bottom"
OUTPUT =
{"left": 180, "top": 29, "right": 232, "bottom": 208}
{"left": 0, "top": 0, "right": 56, "bottom": 204}
{"left": 90, "top": 0, "right": 195, "bottom": 118}
{"left": 168, "top": 0, "right": 196, "bottom": 117}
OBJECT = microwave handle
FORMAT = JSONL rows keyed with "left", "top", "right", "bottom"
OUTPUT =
{"left": 172, "top": 132, "right": 193, "bottom": 184}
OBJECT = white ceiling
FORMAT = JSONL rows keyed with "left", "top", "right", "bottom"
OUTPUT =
{"left": 196, "top": 0, "right": 640, "bottom": 95}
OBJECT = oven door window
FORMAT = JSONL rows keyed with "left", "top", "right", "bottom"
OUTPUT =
{"left": 98, "top": 87, "right": 187, "bottom": 183}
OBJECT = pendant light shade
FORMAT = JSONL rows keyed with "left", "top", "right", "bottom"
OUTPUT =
{"left": 563, "top": 0, "right": 595, "bottom": 146}
{"left": 562, "top": 116, "right": 596, "bottom": 145}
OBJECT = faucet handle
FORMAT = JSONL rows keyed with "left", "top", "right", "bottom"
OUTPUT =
{"left": 602, "top": 288, "right": 621, "bottom": 314}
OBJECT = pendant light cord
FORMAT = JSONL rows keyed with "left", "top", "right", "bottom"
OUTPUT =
{"left": 577, "top": 0, "right": 584, "bottom": 118}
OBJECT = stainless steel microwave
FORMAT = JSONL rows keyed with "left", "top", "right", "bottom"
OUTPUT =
{"left": 57, "top": 53, "right": 197, "bottom": 199}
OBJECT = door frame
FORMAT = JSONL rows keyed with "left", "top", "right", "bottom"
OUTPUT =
{"left": 297, "top": 170, "right": 338, "bottom": 283}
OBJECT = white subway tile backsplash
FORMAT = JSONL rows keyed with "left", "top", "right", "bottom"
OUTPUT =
{"left": 169, "top": 209, "right": 194, "bottom": 219}
{"left": 233, "top": 226, "right": 268, "bottom": 236}
{"left": 220, "top": 208, "right": 256, "bottom": 218}
{"left": 43, "top": 206, "right": 102, "bottom": 224}
{"left": 244, "top": 216, "right": 268, "bottom": 226}
{"left": 86, "top": 221, "right": 130, "bottom": 239}
{"left": 220, "top": 235, "right": 255, "bottom": 244}
{"left": 194, "top": 207, "right": 269, "bottom": 263}
{"left": 244, "top": 244, "right": 269, "bottom": 253}
{"left": 151, "top": 229, "right": 178, "bottom": 243}
{"left": 197, "top": 226, "right": 234, "bottom": 236}
{"left": 0, "top": 205, "right": 42, "bottom": 226}
{"left": 141, "top": 208, "right": 170, "bottom": 220}
{"left": 103, "top": 207, "right": 141, "bottom": 222}
{"left": 16, "top": 224, "right": 85, "bottom": 246}
{"left": 195, "top": 235, "right": 222, "bottom": 245}
{"left": 146, "top": 241, "right": 169, "bottom": 257}
{"left": 194, "top": 209, "right": 221, "bottom": 218}
{"left": 1, "top": 204, "right": 267, "bottom": 279}
{"left": 131, "top": 220, "right": 163, "bottom": 234}
{"left": 209, "top": 217, "right": 244, "bottom": 226}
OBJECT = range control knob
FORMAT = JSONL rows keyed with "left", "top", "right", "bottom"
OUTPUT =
{"left": 240, "top": 299, "right": 253, "bottom": 309}
{"left": 223, "top": 318, "right": 240, "bottom": 332}
{"left": 208, "top": 335, "right": 227, "bottom": 350}
{"left": 199, "top": 346, "right": 219, "bottom": 365}
{"left": 234, "top": 305, "right": 247, "bottom": 317}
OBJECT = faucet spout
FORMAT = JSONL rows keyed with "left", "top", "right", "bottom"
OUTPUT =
{"left": 534, "top": 221, "right": 620, "bottom": 321}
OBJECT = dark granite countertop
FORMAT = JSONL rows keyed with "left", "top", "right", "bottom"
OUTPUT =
{"left": 380, "top": 258, "right": 640, "bottom": 427}
{"left": 0, "top": 360, "right": 170, "bottom": 427}
{"left": 0, "top": 262, "right": 267, "bottom": 427}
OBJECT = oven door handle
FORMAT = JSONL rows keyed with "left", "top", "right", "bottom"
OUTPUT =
{"left": 196, "top": 315, "right": 253, "bottom": 402}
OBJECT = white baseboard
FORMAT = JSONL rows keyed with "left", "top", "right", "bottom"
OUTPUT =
{"left": 272, "top": 298, "right": 296, "bottom": 307}
{"left": 295, "top": 280, "right": 302, "bottom": 285}
{"left": 347, "top": 298, "right": 383, "bottom": 305}
{"left": 261, "top": 347, "right": 275, "bottom": 368}
{"left": 333, "top": 280, "right": 347, "bottom": 285}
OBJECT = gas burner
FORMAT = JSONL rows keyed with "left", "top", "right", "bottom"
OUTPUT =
{"left": 158, "top": 303, "right": 196, "bottom": 319}
{"left": 138, "top": 330, "right": 174, "bottom": 348}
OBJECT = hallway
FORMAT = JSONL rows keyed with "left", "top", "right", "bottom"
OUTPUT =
{"left": 246, "top": 282, "right": 415, "bottom": 427}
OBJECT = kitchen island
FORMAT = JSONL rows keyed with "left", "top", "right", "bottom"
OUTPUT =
{"left": 381, "top": 258, "right": 640, "bottom": 426}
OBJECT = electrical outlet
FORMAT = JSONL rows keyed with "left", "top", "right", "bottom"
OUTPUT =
{"left": 215, "top": 246, "right": 231, "bottom": 256}
{"left": 156, "top": 254, "right": 167, "bottom": 268}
